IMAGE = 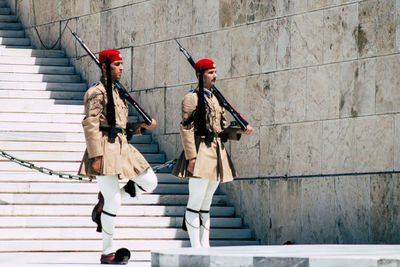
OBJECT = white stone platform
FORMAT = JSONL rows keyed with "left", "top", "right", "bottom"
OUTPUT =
{"left": 0, "top": 252, "right": 149, "bottom": 267}
{"left": 151, "top": 245, "right": 400, "bottom": 267}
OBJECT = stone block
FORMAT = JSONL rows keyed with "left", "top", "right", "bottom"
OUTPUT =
{"left": 239, "top": 179, "right": 270, "bottom": 244}
{"left": 177, "top": 35, "right": 206, "bottom": 85}
{"left": 370, "top": 174, "right": 400, "bottom": 243}
{"left": 358, "top": 0, "right": 396, "bottom": 57}
{"left": 291, "top": 11, "right": 324, "bottom": 68}
{"left": 155, "top": 40, "right": 180, "bottom": 87}
{"left": 290, "top": 121, "right": 322, "bottom": 176}
{"left": 61, "top": 18, "right": 77, "bottom": 59}
{"left": 339, "top": 59, "right": 376, "bottom": 118}
{"left": 220, "top": 181, "right": 242, "bottom": 213}
{"left": 165, "top": 85, "right": 190, "bottom": 134}
{"left": 71, "top": 0, "right": 90, "bottom": 17}
{"left": 76, "top": 14, "right": 100, "bottom": 57}
{"left": 205, "top": 30, "right": 232, "bottom": 80}
{"left": 110, "top": 0, "right": 142, "bottom": 8}
{"left": 334, "top": 175, "right": 371, "bottom": 243}
{"left": 231, "top": 24, "right": 261, "bottom": 77}
{"left": 99, "top": 9, "right": 123, "bottom": 51}
{"left": 230, "top": 126, "right": 260, "bottom": 178}
{"left": 272, "top": 69, "right": 306, "bottom": 124}
{"left": 306, "top": 64, "right": 340, "bottom": 120}
{"left": 153, "top": 0, "right": 168, "bottom": 42}
{"left": 193, "top": 0, "right": 219, "bottom": 34}
{"left": 322, "top": 118, "right": 355, "bottom": 174}
{"left": 376, "top": 55, "right": 400, "bottom": 114}
{"left": 89, "top": 0, "right": 111, "bottom": 13}
{"left": 31, "top": 0, "right": 57, "bottom": 25}
{"left": 246, "top": 0, "right": 276, "bottom": 23}
{"left": 157, "top": 134, "right": 179, "bottom": 160}
{"left": 301, "top": 177, "right": 336, "bottom": 243}
{"left": 323, "top": 4, "right": 358, "bottom": 63}
{"left": 307, "top": 0, "right": 357, "bottom": 10}
{"left": 132, "top": 44, "right": 155, "bottom": 90}
{"left": 16, "top": 0, "right": 34, "bottom": 28}
{"left": 219, "top": 0, "right": 247, "bottom": 28}
{"left": 127, "top": 1, "right": 155, "bottom": 45}
{"left": 132, "top": 88, "right": 165, "bottom": 137}
{"left": 259, "top": 125, "right": 290, "bottom": 177}
{"left": 35, "top": 22, "right": 61, "bottom": 50}
{"left": 118, "top": 48, "right": 132, "bottom": 90}
{"left": 218, "top": 75, "right": 273, "bottom": 128}
{"left": 276, "top": 1, "right": 307, "bottom": 16}
{"left": 395, "top": 114, "right": 400, "bottom": 171}
{"left": 269, "top": 179, "right": 302, "bottom": 244}
{"left": 166, "top": 0, "right": 192, "bottom": 39}
{"left": 260, "top": 17, "right": 291, "bottom": 72}
{"left": 354, "top": 115, "right": 394, "bottom": 172}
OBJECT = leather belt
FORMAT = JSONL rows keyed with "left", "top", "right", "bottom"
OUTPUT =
{"left": 100, "top": 126, "right": 126, "bottom": 135}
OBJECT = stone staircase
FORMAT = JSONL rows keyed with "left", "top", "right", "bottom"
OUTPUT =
{"left": 0, "top": 1, "right": 257, "bottom": 264}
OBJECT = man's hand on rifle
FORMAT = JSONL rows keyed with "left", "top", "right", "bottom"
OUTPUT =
{"left": 237, "top": 125, "right": 254, "bottom": 135}
{"left": 141, "top": 119, "right": 157, "bottom": 131}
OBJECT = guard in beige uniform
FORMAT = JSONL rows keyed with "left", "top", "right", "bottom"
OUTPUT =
{"left": 78, "top": 50, "right": 157, "bottom": 264}
{"left": 172, "top": 59, "right": 253, "bottom": 248}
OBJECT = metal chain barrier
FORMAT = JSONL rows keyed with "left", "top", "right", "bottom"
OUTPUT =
{"left": 0, "top": 150, "right": 177, "bottom": 182}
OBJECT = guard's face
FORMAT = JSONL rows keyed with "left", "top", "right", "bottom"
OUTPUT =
{"left": 110, "top": 60, "right": 124, "bottom": 81}
{"left": 202, "top": 68, "right": 217, "bottom": 89}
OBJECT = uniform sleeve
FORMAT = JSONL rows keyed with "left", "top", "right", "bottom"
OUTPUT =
{"left": 221, "top": 108, "right": 242, "bottom": 141}
{"left": 82, "top": 87, "right": 104, "bottom": 159}
{"left": 180, "top": 93, "right": 197, "bottom": 160}
{"left": 126, "top": 122, "right": 146, "bottom": 136}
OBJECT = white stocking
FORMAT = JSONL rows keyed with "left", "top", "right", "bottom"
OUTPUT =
{"left": 97, "top": 175, "right": 121, "bottom": 255}
{"left": 199, "top": 180, "right": 219, "bottom": 248}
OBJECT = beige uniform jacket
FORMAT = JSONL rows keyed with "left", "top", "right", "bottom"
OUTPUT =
{"left": 172, "top": 88, "right": 241, "bottom": 183}
{"left": 78, "top": 81, "right": 150, "bottom": 179}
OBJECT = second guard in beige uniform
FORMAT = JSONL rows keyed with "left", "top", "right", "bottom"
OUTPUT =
{"left": 172, "top": 59, "right": 253, "bottom": 248}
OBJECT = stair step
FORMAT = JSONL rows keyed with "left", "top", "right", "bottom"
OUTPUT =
{"left": 0, "top": 216, "right": 241, "bottom": 228}
{"left": 0, "top": 14, "right": 17, "bottom": 22}
{"left": 0, "top": 151, "right": 164, "bottom": 164}
{"left": 0, "top": 181, "right": 188, "bottom": 194}
{"left": 0, "top": 141, "right": 158, "bottom": 153}
{"left": 0, "top": 131, "right": 151, "bottom": 142}
{"left": 0, "top": 81, "right": 86, "bottom": 91}
{"left": 0, "top": 122, "right": 83, "bottom": 132}
{"left": 0, "top": 56, "right": 69, "bottom": 65}
{"left": 0, "top": 204, "right": 233, "bottom": 216}
{"left": 0, "top": 239, "right": 257, "bottom": 252}
{"left": 0, "top": 227, "right": 251, "bottom": 240}
{"left": 0, "top": 64, "right": 75, "bottom": 74}
{"left": 0, "top": 100, "right": 84, "bottom": 113}
{"left": 0, "top": 30, "right": 24, "bottom": 38}
{"left": 0, "top": 193, "right": 227, "bottom": 206}
{"left": 0, "top": 22, "right": 21, "bottom": 30}
{"left": 0, "top": 1, "right": 8, "bottom": 8}
{"left": 0, "top": 89, "right": 84, "bottom": 99}
{"left": 0, "top": 113, "right": 84, "bottom": 123}
{"left": 0, "top": 172, "right": 183, "bottom": 183}
{"left": 0, "top": 48, "right": 64, "bottom": 57}
{"left": 0, "top": 8, "right": 10, "bottom": 15}
{"left": 0, "top": 73, "right": 81, "bottom": 83}
{"left": 0, "top": 37, "right": 29, "bottom": 45}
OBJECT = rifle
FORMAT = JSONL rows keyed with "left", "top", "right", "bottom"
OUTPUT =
{"left": 71, "top": 31, "right": 152, "bottom": 125}
{"left": 175, "top": 39, "right": 248, "bottom": 131}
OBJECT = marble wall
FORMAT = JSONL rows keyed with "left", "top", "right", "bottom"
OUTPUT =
{"left": 8, "top": 0, "right": 400, "bottom": 244}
